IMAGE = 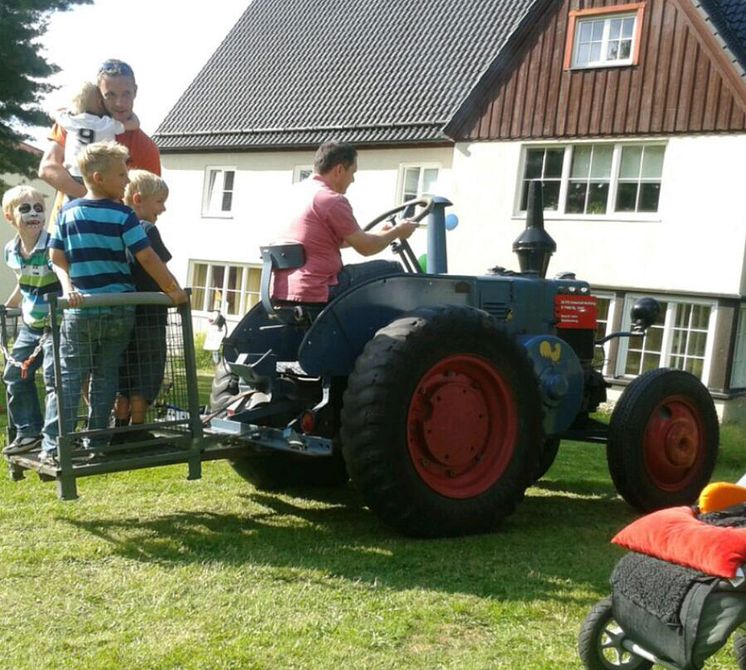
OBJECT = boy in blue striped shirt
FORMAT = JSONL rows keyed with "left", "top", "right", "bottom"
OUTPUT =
{"left": 40, "top": 141, "right": 185, "bottom": 462}
{"left": 1, "top": 186, "right": 61, "bottom": 455}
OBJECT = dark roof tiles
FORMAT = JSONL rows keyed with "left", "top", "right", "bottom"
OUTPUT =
{"left": 154, "top": 0, "right": 538, "bottom": 150}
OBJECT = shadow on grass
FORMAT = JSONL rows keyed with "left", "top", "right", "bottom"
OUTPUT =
{"left": 62, "top": 468, "right": 633, "bottom": 606}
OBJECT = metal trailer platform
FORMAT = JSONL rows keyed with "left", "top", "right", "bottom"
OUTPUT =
{"left": 2, "top": 293, "right": 246, "bottom": 499}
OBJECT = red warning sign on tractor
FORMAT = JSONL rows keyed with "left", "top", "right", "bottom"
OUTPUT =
{"left": 555, "top": 294, "right": 597, "bottom": 329}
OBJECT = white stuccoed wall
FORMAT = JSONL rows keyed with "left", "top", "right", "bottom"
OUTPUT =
{"left": 447, "top": 135, "right": 746, "bottom": 294}
{"left": 158, "top": 146, "right": 454, "bottom": 296}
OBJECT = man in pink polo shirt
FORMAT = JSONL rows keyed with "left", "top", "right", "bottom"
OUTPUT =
{"left": 272, "top": 141, "right": 417, "bottom": 303}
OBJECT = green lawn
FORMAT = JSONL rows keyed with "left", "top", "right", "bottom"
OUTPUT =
{"left": 2, "top": 399, "right": 745, "bottom": 668}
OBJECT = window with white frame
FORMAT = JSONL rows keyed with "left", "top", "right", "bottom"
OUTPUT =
{"left": 202, "top": 167, "right": 236, "bottom": 217}
{"left": 399, "top": 165, "right": 439, "bottom": 202}
{"left": 565, "top": 4, "right": 645, "bottom": 70}
{"left": 189, "top": 261, "right": 261, "bottom": 317}
{"left": 519, "top": 143, "right": 664, "bottom": 216}
{"left": 616, "top": 296, "right": 716, "bottom": 383}
{"left": 293, "top": 166, "right": 312, "bottom": 183}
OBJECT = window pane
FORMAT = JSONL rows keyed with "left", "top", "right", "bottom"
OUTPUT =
{"left": 590, "top": 145, "right": 613, "bottom": 178}
{"left": 247, "top": 267, "right": 261, "bottom": 293}
{"left": 590, "top": 42, "right": 602, "bottom": 62}
{"left": 609, "top": 18, "right": 622, "bottom": 39}
{"left": 591, "top": 20, "right": 604, "bottom": 41}
{"left": 641, "top": 146, "right": 665, "bottom": 178}
{"left": 615, "top": 183, "right": 638, "bottom": 212}
{"left": 689, "top": 358, "right": 704, "bottom": 378}
{"left": 622, "top": 17, "right": 635, "bottom": 37}
{"left": 619, "top": 40, "right": 631, "bottom": 59}
{"left": 587, "top": 182, "right": 609, "bottom": 214}
{"left": 191, "top": 263, "right": 208, "bottom": 311}
{"left": 642, "top": 351, "right": 661, "bottom": 372}
{"left": 422, "top": 168, "right": 439, "bottom": 193}
{"left": 625, "top": 350, "right": 641, "bottom": 375}
{"left": 688, "top": 331, "right": 708, "bottom": 357}
{"left": 576, "top": 43, "right": 590, "bottom": 66}
{"left": 579, "top": 21, "right": 593, "bottom": 42}
{"left": 525, "top": 150, "right": 544, "bottom": 179}
{"left": 544, "top": 149, "right": 564, "bottom": 178}
{"left": 209, "top": 266, "right": 225, "bottom": 311}
{"left": 404, "top": 168, "right": 420, "bottom": 196}
{"left": 222, "top": 191, "right": 233, "bottom": 212}
{"left": 566, "top": 182, "right": 587, "bottom": 213}
{"left": 691, "top": 304, "right": 711, "bottom": 330}
{"left": 571, "top": 145, "right": 592, "bottom": 178}
{"left": 638, "top": 183, "right": 660, "bottom": 212}
{"left": 542, "top": 181, "right": 560, "bottom": 211}
{"left": 608, "top": 41, "right": 619, "bottom": 60}
{"left": 224, "top": 170, "right": 235, "bottom": 191}
{"left": 619, "top": 146, "right": 642, "bottom": 179}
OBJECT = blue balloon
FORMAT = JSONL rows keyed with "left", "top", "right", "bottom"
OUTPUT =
{"left": 445, "top": 213, "right": 459, "bottom": 231}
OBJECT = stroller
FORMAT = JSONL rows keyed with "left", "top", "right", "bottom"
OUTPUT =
{"left": 579, "top": 482, "right": 746, "bottom": 669}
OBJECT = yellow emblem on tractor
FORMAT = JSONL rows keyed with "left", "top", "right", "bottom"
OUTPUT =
{"left": 539, "top": 340, "right": 562, "bottom": 363}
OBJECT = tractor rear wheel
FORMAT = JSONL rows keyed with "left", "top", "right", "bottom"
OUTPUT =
{"left": 340, "top": 306, "right": 542, "bottom": 537}
{"left": 229, "top": 444, "right": 348, "bottom": 491}
{"left": 209, "top": 359, "right": 239, "bottom": 412}
{"left": 607, "top": 368, "right": 718, "bottom": 511}
{"left": 210, "top": 360, "right": 348, "bottom": 490}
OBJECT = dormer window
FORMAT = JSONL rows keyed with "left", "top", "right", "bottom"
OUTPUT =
{"left": 564, "top": 3, "right": 645, "bottom": 70}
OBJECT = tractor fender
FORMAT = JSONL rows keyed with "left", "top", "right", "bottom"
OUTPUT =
{"left": 298, "top": 273, "right": 476, "bottom": 376}
{"left": 517, "top": 334, "right": 584, "bottom": 435}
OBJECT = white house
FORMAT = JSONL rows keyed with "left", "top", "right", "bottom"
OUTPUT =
{"left": 152, "top": 0, "right": 746, "bottom": 419}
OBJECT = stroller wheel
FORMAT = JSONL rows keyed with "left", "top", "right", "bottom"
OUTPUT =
{"left": 735, "top": 632, "right": 746, "bottom": 670}
{"left": 578, "top": 597, "right": 653, "bottom": 669}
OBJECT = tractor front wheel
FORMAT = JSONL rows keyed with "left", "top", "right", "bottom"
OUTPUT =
{"left": 607, "top": 368, "right": 719, "bottom": 511}
{"left": 341, "top": 306, "right": 542, "bottom": 537}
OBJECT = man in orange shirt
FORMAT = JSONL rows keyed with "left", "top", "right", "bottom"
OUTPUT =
{"left": 38, "top": 59, "right": 160, "bottom": 211}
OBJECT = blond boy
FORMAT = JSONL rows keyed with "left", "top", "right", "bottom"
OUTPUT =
{"left": 1, "top": 186, "right": 61, "bottom": 455}
{"left": 40, "top": 141, "right": 185, "bottom": 462}
{"left": 114, "top": 170, "right": 175, "bottom": 440}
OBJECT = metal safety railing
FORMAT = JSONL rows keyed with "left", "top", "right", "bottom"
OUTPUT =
{"left": 3, "top": 292, "right": 205, "bottom": 500}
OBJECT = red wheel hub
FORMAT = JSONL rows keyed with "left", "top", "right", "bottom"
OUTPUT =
{"left": 643, "top": 395, "right": 705, "bottom": 491}
{"left": 407, "top": 354, "right": 517, "bottom": 498}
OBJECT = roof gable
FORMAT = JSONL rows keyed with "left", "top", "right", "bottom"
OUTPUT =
{"left": 154, "top": 0, "right": 540, "bottom": 151}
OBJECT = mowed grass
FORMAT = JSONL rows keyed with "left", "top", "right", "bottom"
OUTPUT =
{"left": 2, "top": 385, "right": 746, "bottom": 668}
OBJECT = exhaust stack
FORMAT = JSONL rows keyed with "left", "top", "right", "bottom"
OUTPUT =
{"left": 512, "top": 180, "right": 556, "bottom": 278}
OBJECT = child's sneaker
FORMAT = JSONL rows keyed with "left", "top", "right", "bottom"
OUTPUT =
{"left": 2, "top": 435, "right": 42, "bottom": 455}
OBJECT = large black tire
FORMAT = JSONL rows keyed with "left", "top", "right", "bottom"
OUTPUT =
{"left": 607, "top": 368, "right": 719, "bottom": 511}
{"left": 735, "top": 632, "right": 746, "bottom": 670}
{"left": 340, "top": 306, "right": 543, "bottom": 537}
{"left": 578, "top": 597, "right": 653, "bottom": 670}
{"left": 209, "top": 359, "right": 239, "bottom": 412}
{"left": 229, "top": 444, "right": 349, "bottom": 491}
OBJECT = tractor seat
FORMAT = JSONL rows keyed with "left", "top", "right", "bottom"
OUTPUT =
{"left": 259, "top": 243, "right": 321, "bottom": 325}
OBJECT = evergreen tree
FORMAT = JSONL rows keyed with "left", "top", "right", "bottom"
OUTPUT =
{"left": 0, "top": 0, "right": 90, "bottom": 186}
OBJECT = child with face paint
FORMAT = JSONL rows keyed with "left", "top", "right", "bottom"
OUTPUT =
{"left": 55, "top": 81, "right": 140, "bottom": 189}
{"left": 0, "top": 186, "right": 61, "bottom": 455}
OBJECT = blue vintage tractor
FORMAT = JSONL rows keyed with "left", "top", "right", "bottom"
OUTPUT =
{"left": 208, "top": 184, "right": 719, "bottom": 537}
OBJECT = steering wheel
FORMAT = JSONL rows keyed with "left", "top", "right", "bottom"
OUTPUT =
{"left": 362, "top": 197, "right": 434, "bottom": 273}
